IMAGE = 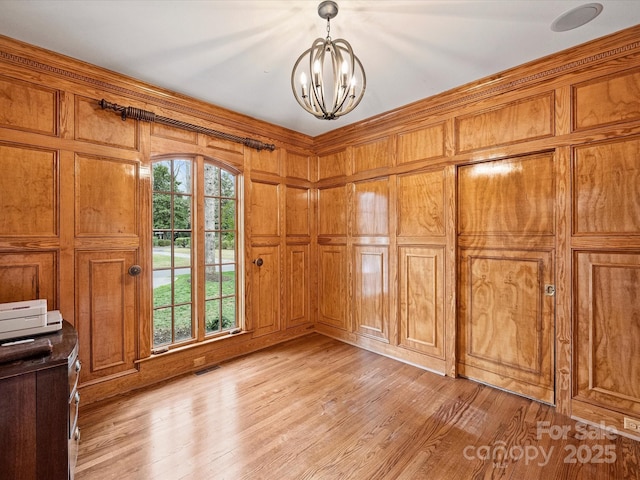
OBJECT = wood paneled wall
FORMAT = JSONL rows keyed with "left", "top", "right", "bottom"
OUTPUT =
{"left": 0, "top": 35, "right": 314, "bottom": 403}
{"left": 1, "top": 24, "right": 640, "bottom": 439}
{"left": 313, "top": 24, "right": 640, "bottom": 437}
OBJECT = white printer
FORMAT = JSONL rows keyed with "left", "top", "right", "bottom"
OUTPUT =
{"left": 0, "top": 299, "right": 63, "bottom": 341}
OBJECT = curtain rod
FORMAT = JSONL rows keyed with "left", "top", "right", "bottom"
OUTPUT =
{"left": 97, "top": 99, "right": 276, "bottom": 152}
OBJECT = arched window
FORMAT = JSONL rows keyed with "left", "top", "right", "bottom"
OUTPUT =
{"left": 152, "top": 156, "right": 240, "bottom": 350}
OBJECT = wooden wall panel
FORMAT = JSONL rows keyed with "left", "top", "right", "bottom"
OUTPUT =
{"left": 573, "top": 68, "right": 640, "bottom": 131}
{"left": 0, "top": 144, "right": 57, "bottom": 236}
{"left": 74, "top": 96, "right": 138, "bottom": 150}
{"left": 397, "top": 170, "right": 445, "bottom": 237}
{"left": 317, "top": 149, "right": 349, "bottom": 181}
{"left": 0, "top": 252, "right": 57, "bottom": 306}
{"left": 76, "top": 250, "right": 137, "bottom": 383}
{"left": 250, "top": 245, "right": 281, "bottom": 337}
{"left": 455, "top": 93, "right": 554, "bottom": 153}
{"left": 573, "top": 136, "right": 640, "bottom": 235}
{"left": 249, "top": 181, "right": 280, "bottom": 237}
{"left": 397, "top": 123, "right": 445, "bottom": 165}
{"left": 353, "top": 178, "right": 389, "bottom": 236}
{"left": 575, "top": 251, "right": 640, "bottom": 415}
{"left": 398, "top": 246, "right": 444, "bottom": 358}
{"left": 285, "top": 152, "right": 310, "bottom": 181}
{"left": 318, "top": 245, "right": 348, "bottom": 330}
{"left": 286, "top": 187, "right": 309, "bottom": 237}
{"left": 150, "top": 123, "right": 197, "bottom": 144}
{"left": 248, "top": 147, "right": 280, "bottom": 176}
{"left": 458, "top": 248, "right": 555, "bottom": 404}
{"left": 353, "top": 245, "right": 388, "bottom": 341}
{"left": 286, "top": 244, "right": 309, "bottom": 328}
{"left": 318, "top": 186, "right": 347, "bottom": 237}
{"left": 458, "top": 153, "right": 555, "bottom": 235}
{"left": 353, "top": 137, "right": 392, "bottom": 173}
{"left": 75, "top": 155, "right": 139, "bottom": 237}
{"left": 203, "top": 136, "right": 245, "bottom": 155}
{"left": 0, "top": 75, "right": 58, "bottom": 135}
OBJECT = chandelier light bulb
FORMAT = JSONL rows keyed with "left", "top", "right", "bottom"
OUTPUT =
{"left": 291, "top": 1, "right": 366, "bottom": 120}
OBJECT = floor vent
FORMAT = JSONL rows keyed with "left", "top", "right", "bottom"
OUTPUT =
{"left": 195, "top": 365, "right": 220, "bottom": 376}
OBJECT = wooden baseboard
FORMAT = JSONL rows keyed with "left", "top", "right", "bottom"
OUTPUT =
{"left": 79, "top": 323, "right": 315, "bottom": 406}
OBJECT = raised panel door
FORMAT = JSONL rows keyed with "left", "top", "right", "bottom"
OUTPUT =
{"left": 458, "top": 248, "right": 555, "bottom": 404}
{"left": 76, "top": 249, "right": 138, "bottom": 384}
{"left": 458, "top": 153, "right": 555, "bottom": 236}
{"left": 250, "top": 181, "right": 280, "bottom": 237}
{"left": 75, "top": 154, "right": 139, "bottom": 237}
{"left": 250, "top": 245, "right": 281, "bottom": 337}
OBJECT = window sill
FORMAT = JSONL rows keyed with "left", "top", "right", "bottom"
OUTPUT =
{"left": 135, "top": 330, "right": 251, "bottom": 365}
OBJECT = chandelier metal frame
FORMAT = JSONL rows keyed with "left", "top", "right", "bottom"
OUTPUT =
{"left": 291, "top": 1, "right": 366, "bottom": 120}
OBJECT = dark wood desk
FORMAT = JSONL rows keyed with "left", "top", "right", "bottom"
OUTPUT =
{"left": 0, "top": 321, "right": 79, "bottom": 480}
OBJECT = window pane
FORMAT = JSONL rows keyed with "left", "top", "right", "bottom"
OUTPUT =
{"left": 173, "top": 160, "right": 192, "bottom": 194}
{"left": 221, "top": 199, "right": 235, "bottom": 230}
{"left": 220, "top": 170, "right": 235, "bottom": 197}
{"left": 153, "top": 194, "right": 171, "bottom": 228}
{"left": 205, "top": 299, "right": 221, "bottom": 334}
{"left": 173, "top": 195, "right": 191, "bottom": 229}
{"left": 153, "top": 233, "right": 172, "bottom": 269}
{"left": 153, "top": 307, "right": 172, "bottom": 347}
{"left": 204, "top": 197, "right": 219, "bottom": 230}
{"left": 174, "top": 269, "right": 192, "bottom": 304}
{"left": 174, "top": 233, "right": 191, "bottom": 268}
{"left": 174, "top": 304, "right": 192, "bottom": 342}
{"left": 205, "top": 266, "right": 221, "bottom": 299}
{"left": 204, "top": 232, "right": 220, "bottom": 264}
{"left": 153, "top": 275, "right": 172, "bottom": 308}
{"left": 221, "top": 268, "right": 236, "bottom": 296}
{"left": 221, "top": 232, "right": 235, "bottom": 263}
{"left": 152, "top": 161, "right": 172, "bottom": 192}
{"left": 204, "top": 164, "right": 220, "bottom": 196}
{"left": 221, "top": 297, "right": 236, "bottom": 330}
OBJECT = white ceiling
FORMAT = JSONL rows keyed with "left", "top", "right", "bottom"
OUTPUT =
{"left": 0, "top": 1, "right": 639, "bottom": 137}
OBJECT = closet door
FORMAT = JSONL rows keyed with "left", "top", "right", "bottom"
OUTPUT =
{"left": 457, "top": 153, "right": 556, "bottom": 404}
{"left": 75, "top": 154, "right": 141, "bottom": 383}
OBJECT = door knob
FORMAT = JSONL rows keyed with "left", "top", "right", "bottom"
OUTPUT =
{"left": 253, "top": 258, "right": 263, "bottom": 267}
{"left": 128, "top": 265, "right": 142, "bottom": 276}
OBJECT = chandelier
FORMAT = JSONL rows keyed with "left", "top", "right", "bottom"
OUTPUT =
{"left": 291, "top": 1, "right": 366, "bottom": 120}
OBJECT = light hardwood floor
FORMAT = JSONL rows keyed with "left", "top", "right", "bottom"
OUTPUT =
{"left": 76, "top": 334, "right": 640, "bottom": 479}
